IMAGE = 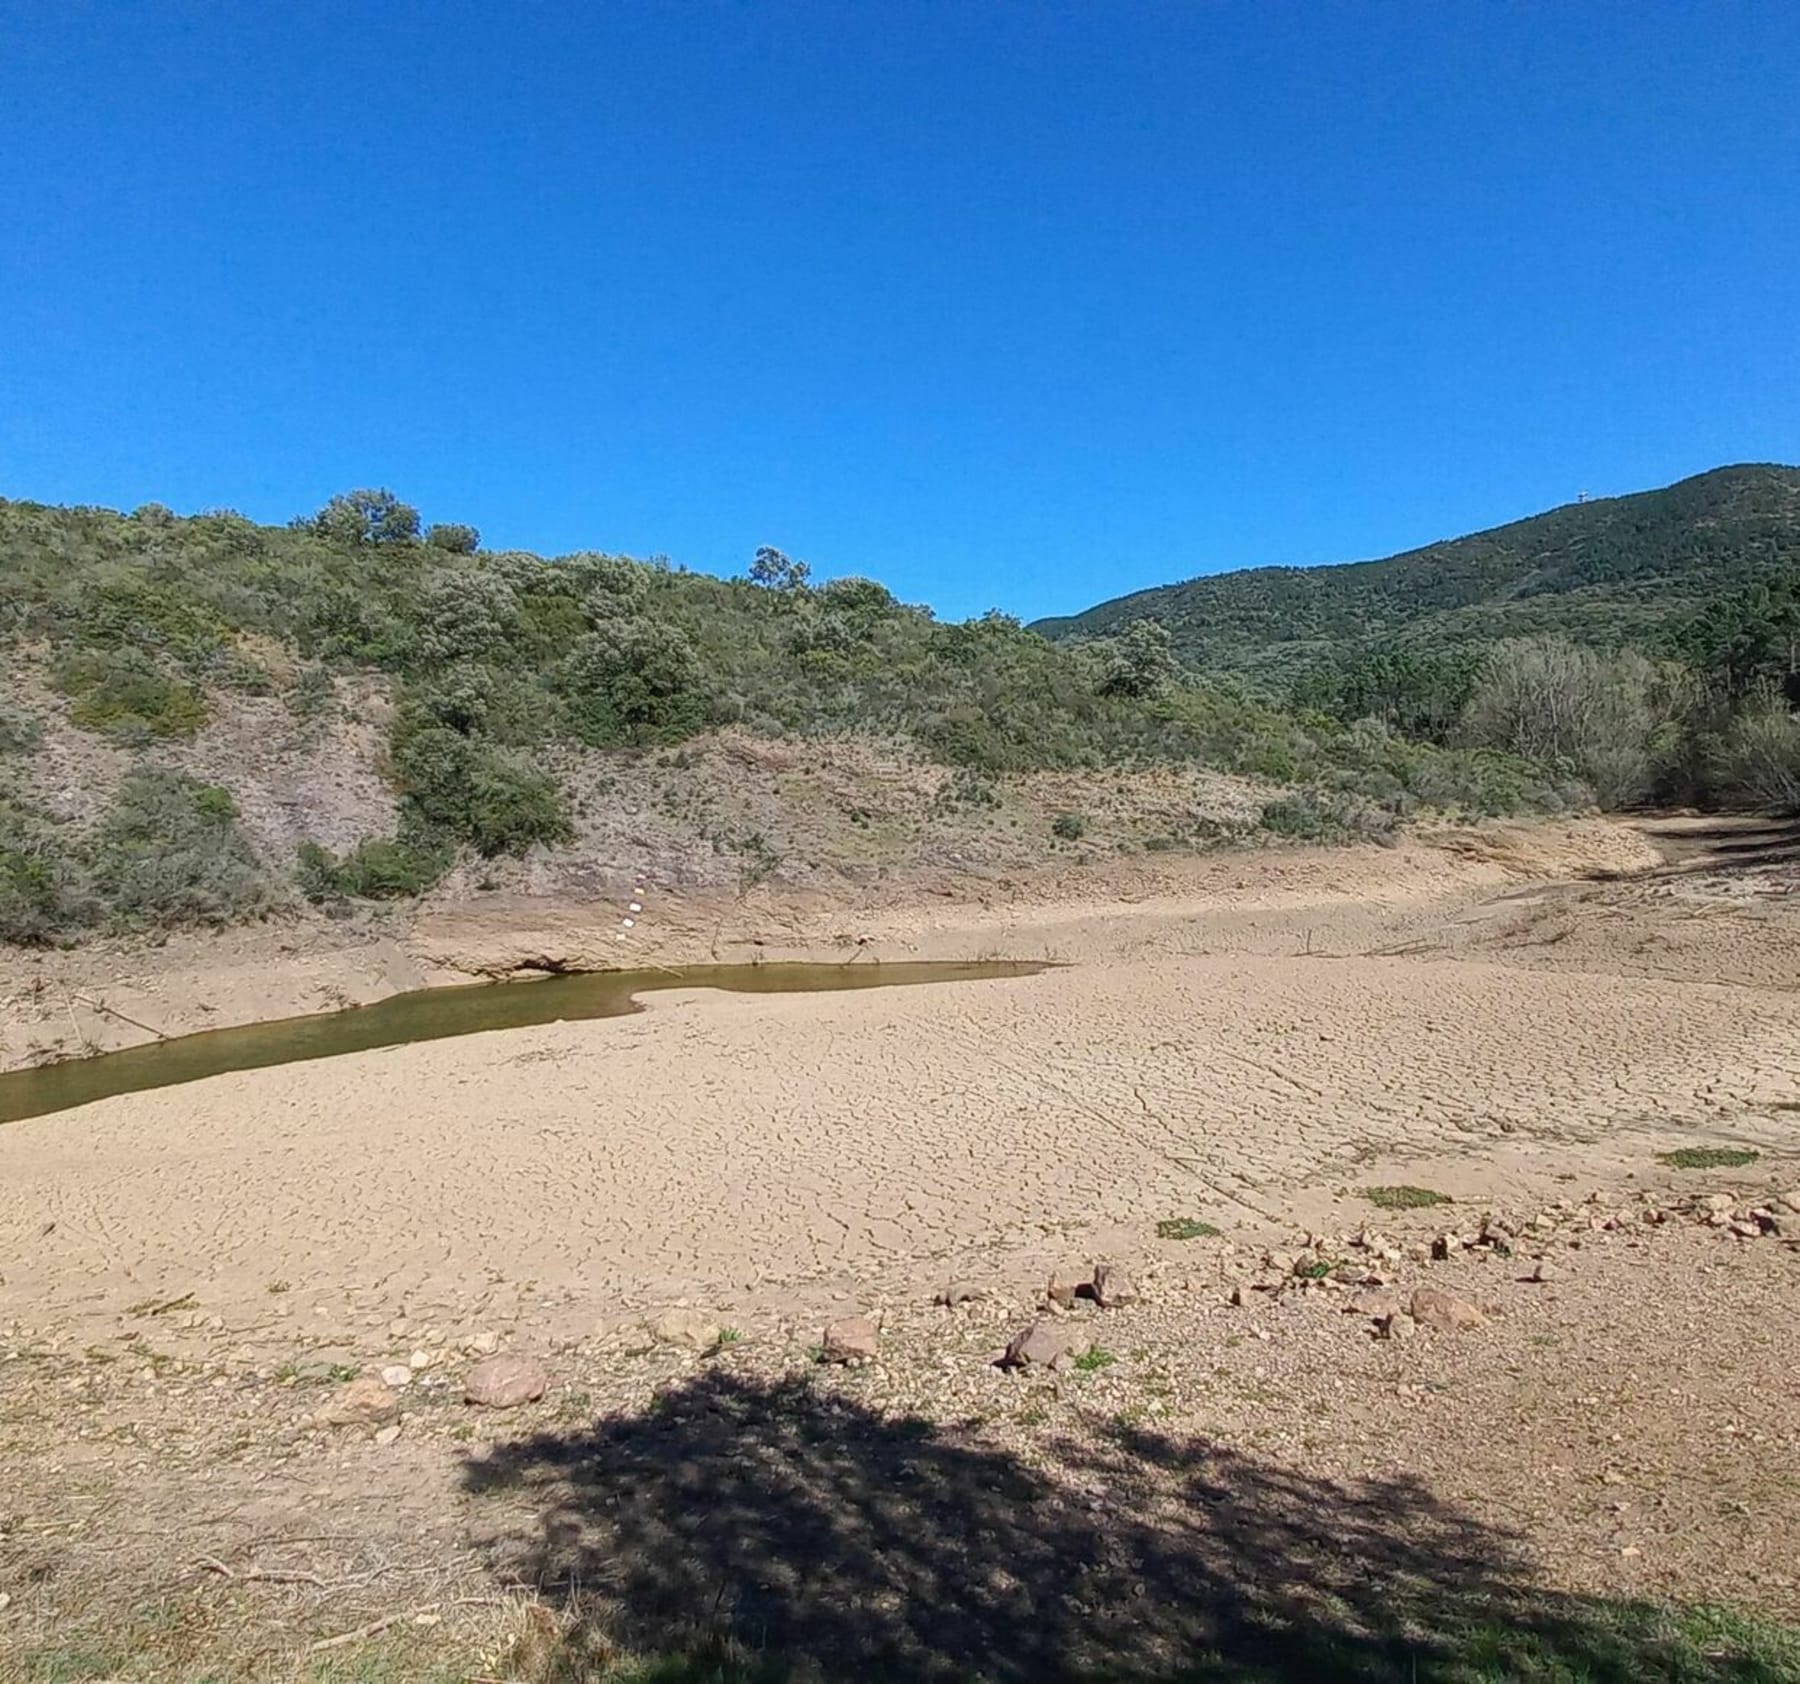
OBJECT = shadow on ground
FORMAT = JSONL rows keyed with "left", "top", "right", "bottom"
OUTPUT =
{"left": 462, "top": 1370, "right": 1789, "bottom": 1682}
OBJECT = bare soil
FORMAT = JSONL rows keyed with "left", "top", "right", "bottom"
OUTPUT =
{"left": 1, "top": 815, "right": 1796, "bottom": 1679}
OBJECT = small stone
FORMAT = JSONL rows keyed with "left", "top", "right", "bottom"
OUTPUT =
{"left": 650, "top": 1309, "right": 722, "bottom": 1350}
{"left": 464, "top": 1353, "right": 549, "bottom": 1409}
{"left": 408, "top": 1349, "right": 433, "bottom": 1371}
{"left": 1409, "top": 1287, "right": 1486, "bottom": 1332}
{"left": 1264, "top": 1249, "right": 1297, "bottom": 1276}
{"left": 466, "top": 1330, "right": 502, "bottom": 1356}
{"left": 1003, "top": 1322, "right": 1091, "bottom": 1369}
{"left": 319, "top": 1375, "right": 400, "bottom": 1428}
{"left": 1346, "top": 1290, "right": 1403, "bottom": 1319}
{"left": 1703, "top": 1193, "right": 1737, "bottom": 1216}
{"left": 379, "top": 1363, "right": 414, "bottom": 1389}
{"left": 1530, "top": 1262, "right": 1560, "bottom": 1284}
{"left": 1227, "top": 1282, "right": 1249, "bottom": 1307}
{"left": 1729, "top": 1219, "right": 1761, "bottom": 1239}
{"left": 1046, "top": 1269, "right": 1084, "bottom": 1309}
{"left": 1375, "top": 1312, "right": 1418, "bottom": 1342}
{"left": 373, "top": 1423, "right": 401, "bottom": 1447}
{"left": 1091, "top": 1263, "right": 1138, "bottom": 1308}
{"left": 821, "top": 1316, "right": 879, "bottom": 1364}
{"left": 1776, "top": 1188, "right": 1800, "bottom": 1215}
{"left": 1430, "top": 1234, "right": 1455, "bottom": 1261}
{"left": 934, "top": 1283, "right": 988, "bottom": 1308}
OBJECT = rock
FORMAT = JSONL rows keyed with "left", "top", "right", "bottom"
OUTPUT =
{"left": 1375, "top": 1312, "right": 1417, "bottom": 1342}
{"left": 464, "top": 1354, "right": 549, "bottom": 1409}
{"left": 373, "top": 1423, "right": 402, "bottom": 1447}
{"left": 379, "top": 1363, "right": 414, "bottom": 1389}
{"left": 934, "top": 1283, "right": 988, "bottom": 1308}
{"left": 1227, "top": 1282, "right": 1249, "bottom": 1307}
{"left": 1776, "top": 1188, "right": 1800, "bottom": 1215}
{"left": 821, "top": 1316, "right": 879, "bottom": 1364}
{"left": 466, "top": 1330, "right": 502, "bottom": 1356}
{"left": 319, "top": 1375, "right": 400, "bottom": 1428}
{"left": 1409, "top": 1287, "right": 1486, "bottom": 1332}
{"left": 650, "top": 1309, "right": 722, "bottom": 1350}
{"left": 1264, "top": 1249, "right": 1297, "bottom": 1277}
{"left": 408, "top": 1349, "right": 433, "bottom": 1371}
{"left": 1430, "top": 1234, "right": 1455, "bottom": 1261}
{"left": 1046, "top": 1269, "right": 1084, "bottom": 1309}
{"left": 1346, "top": 1290, "right": 1403, "bottom": 1319}
{"left": 1091, "top": 1264, "right": 1138, "bottom": 1308}
{"left": 1530, "top": 1262, "right": 1560, "bottom": 1284}
{"left": 1003, "top": 1322, "right": 1092, "bottom": 1369}
{"left": 1703, "top": 1193, "right": 1737, "bottom": 1217}
{"left": 1729, "top": 1219, "right": 1762, "bottom": 1239}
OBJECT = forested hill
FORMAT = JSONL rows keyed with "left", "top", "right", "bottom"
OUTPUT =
{"left": 1032, "top": 465, "right": 1800, "bottom": 681}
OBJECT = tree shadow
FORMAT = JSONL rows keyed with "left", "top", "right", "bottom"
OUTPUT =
{"left": 462, "top": 1370, "right": 1779, "bottom": 1682}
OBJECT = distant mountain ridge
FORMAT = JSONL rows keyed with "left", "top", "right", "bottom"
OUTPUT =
{"left": 1031, "top": 464, "right": 1800, "bottom": 682}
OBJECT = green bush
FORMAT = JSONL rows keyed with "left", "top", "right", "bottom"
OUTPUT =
{"left": 87, "top": 770, "right": 269, "bottom": 928}
{"left": 559, "top": 616, "right": 706, "bottom": 746}
{"left": 0, "top": 699, "right": 43, "bottom": 755}
{"left": 389, "top": 719, "right": 573, "bottom": 856}
{"left": 296, "top": 836, "right": 449, "bottom": 901}
{"left": 1051, "top": 812, "right": 1087, "bottom": 841}
{"left": 0, "top": 795, "right": 94, "bottom": 944}
{"left": 54, "top": 648, "right": 208, "bottom": 738}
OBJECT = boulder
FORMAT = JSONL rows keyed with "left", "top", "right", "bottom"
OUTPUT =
{"left": 1090, "top": 1263, "right": 1138, "bottom": 1309}
{"left": 650, "top": 1309, "right": 722, "bottom": 1350}
{"left": 1409, "top": 1287, "right": 1486, "bottom": 1332}
{"left": 464, "top": 1354, "right": 549, "bottom": 1409}
{"left": 821, "top": 1316, "right": 880, "bottom": 1364}
{"left": 1345, "top": 1290, "right": 1404, "bottom": 1320}
{"left": 318, "top": 1375, "right": 400, "bottom": 1428}
{"left": 1045, "top": 1269, "right": 1084, "bottom": 1309}
{"left": 1003, "top": 1322, "right": 1093, "bottom": 1370}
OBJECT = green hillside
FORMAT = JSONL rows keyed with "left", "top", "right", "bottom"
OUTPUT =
{"left": 0, "top": 490, "right": 1565, "bottom": 946}
{"left": 1032, "top": 465, "right": 1800, "bottom": 682}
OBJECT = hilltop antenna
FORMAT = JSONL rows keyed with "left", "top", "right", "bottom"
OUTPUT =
{"left": 1577, "top": 489, "right": 1589, "bottom": 504}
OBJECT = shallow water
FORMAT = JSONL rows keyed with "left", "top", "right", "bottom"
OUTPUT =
{"left": 0, "top": 960, "right": 1047, "bottom": 1126}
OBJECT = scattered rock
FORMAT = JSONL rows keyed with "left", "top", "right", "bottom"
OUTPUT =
{"left": 1264, "top": 1249, "right": 1297, "bottom": 1277}
{"left": 650, "top": 1309, "right": 722, "bottom": 1350}
{"left": 821, "top": 1316, "right": 880, "bottom": 1364}
{"left": 1702, "top": 1193, "right": 1737, "bottom": 1217}
{"left": 1046, "top": 1269, "right": 1084, "bottom": 1309}
{"left": 1409, "top": 1287, "right": 1486, "bottom": 1332}
{"left": 464, "top": 1354, "right": 549, "bottom": 1409}
{"left": 934, "top": 1283, "right": 988, "bottom": 1308}
{"left": 1375, "top": 1312, "right": 1418, "bottom": 1342}
{"left": 1003, "top": 1322, "right": 1092, "bottom": 1369}
{"left": 1346, "top": 1290, "right": 1404, "bottom": 1319}
{"left": 466, "top": 1330, "right": 502, "bottom": 1356}
{"left": 1530, "top": 1262, "right": 1561, "bottom": 1284}
{"left": 378, "top": 1363, "right": 414, "bottom": 1389}
{"left": 373, "top": 1423, "right": 402, "bottom": 1447}
{"left": 408, "top": 1349, "right": 434, "bottom": 1371}
{"left": 1091, "top": 1263, "right": 1138, "bottom": 1308}
{"left": 318, "top": 1375, "right": 400, "bottom": 1428}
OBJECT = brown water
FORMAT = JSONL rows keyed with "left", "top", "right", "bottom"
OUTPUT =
{"left": 0, "top": 960, "right": 1048, "bottom": 1127}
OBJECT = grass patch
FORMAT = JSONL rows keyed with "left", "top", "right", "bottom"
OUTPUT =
{"left": 1073, "top": 1345, "right": 1117, "bottom": 1373}
{"left": 1361, "top": 1184, "right": 1454, "bottom": 1210}
{"left": 1155, "top": 1217, "right": 1222, "bottom": 1241}
{"left": 1657, "top": 1147, "right": 1761, "bottom": 1170}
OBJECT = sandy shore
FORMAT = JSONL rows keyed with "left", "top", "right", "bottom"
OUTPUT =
{"left": 3, "top": 817, "right": 1795, "bottom": 1349}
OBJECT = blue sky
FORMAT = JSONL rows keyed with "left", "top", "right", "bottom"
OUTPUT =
{"left": 2, "top": 3, "right": 1796, "bottom": 620}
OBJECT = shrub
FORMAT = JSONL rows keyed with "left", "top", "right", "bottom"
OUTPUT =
{"left": 559, "top": 617, "right": 706, "bottom": 746}
{"left": 54, "top": 648, "right": 208, "bottom": 738}
{"left": 0, "top": 699, "right": 42, "bottom": 755}
{"left": 425, "top": 522, "right": 480, "bottom": 554}
{"left": 411, "top": 568, "right": 519, "bottom": 666}
{"left": 1711, "top": 703, "right": 1800, "bottom": 811}
{"left": 88, "top": 770, "right": 269, "bottom": 928}
{"left": 389, "top": 719, "right": 573, "bottom": 856}
{"left": 1099, "top": 619, "right": 1177, "bottom": 698}
{"left": 1656, "top": 1146, "right": 1759, "bottom": 1170}
{"left": 296, "top": 836, "right": 448, "bottom": 901}
{"left": 1051, "top": 812, "right": 1087, "bottom": 841}
{"left": 0, "top": 796, "right": 93, "bottom": 944}
{"left": 1361, "top": 1185, "right": 1453, "bottom": 1210}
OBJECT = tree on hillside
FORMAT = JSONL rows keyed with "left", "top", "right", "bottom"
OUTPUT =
{"left": 748, "top": 546, "right": 810, "bottom": 591}
{"left": 1671, "top": 578, "right": 1800, "bottom": 700}
{"left": 306, "top": 489, "right": 421, "bottom": 547}
{"left": 1099, "top": 619, "right": 1178, "bottom": 698}
{"left": 426, "top": 522, "right": 480, "bottom": 554}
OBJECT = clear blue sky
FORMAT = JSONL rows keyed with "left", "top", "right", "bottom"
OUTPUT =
{"left": 3, "top": 3, "right": 1796, "bottom": 620}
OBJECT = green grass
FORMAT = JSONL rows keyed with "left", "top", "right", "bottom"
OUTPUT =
{"left": 1073, "top": 1345, "right": 1117, "bottom": 1373}
{"left": 1156, "top": 1217, "right": 1223, "bottom": 1241}
{"left": 1361, "top": 1184, "right": 1454, "bottom": 1210}
{"left": 1657, "top": 1146, "right": 1761, "bottom": 1170}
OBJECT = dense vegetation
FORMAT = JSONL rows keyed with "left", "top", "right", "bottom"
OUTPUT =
{"left": 1038, "top": 465, "right": 1800, "bottom": 813}
{"left": 1034, "top": 465, "right": 1800, "bottom": 681}
{"left": 0, "top": 490, "right": 1571, "bottom": 943}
